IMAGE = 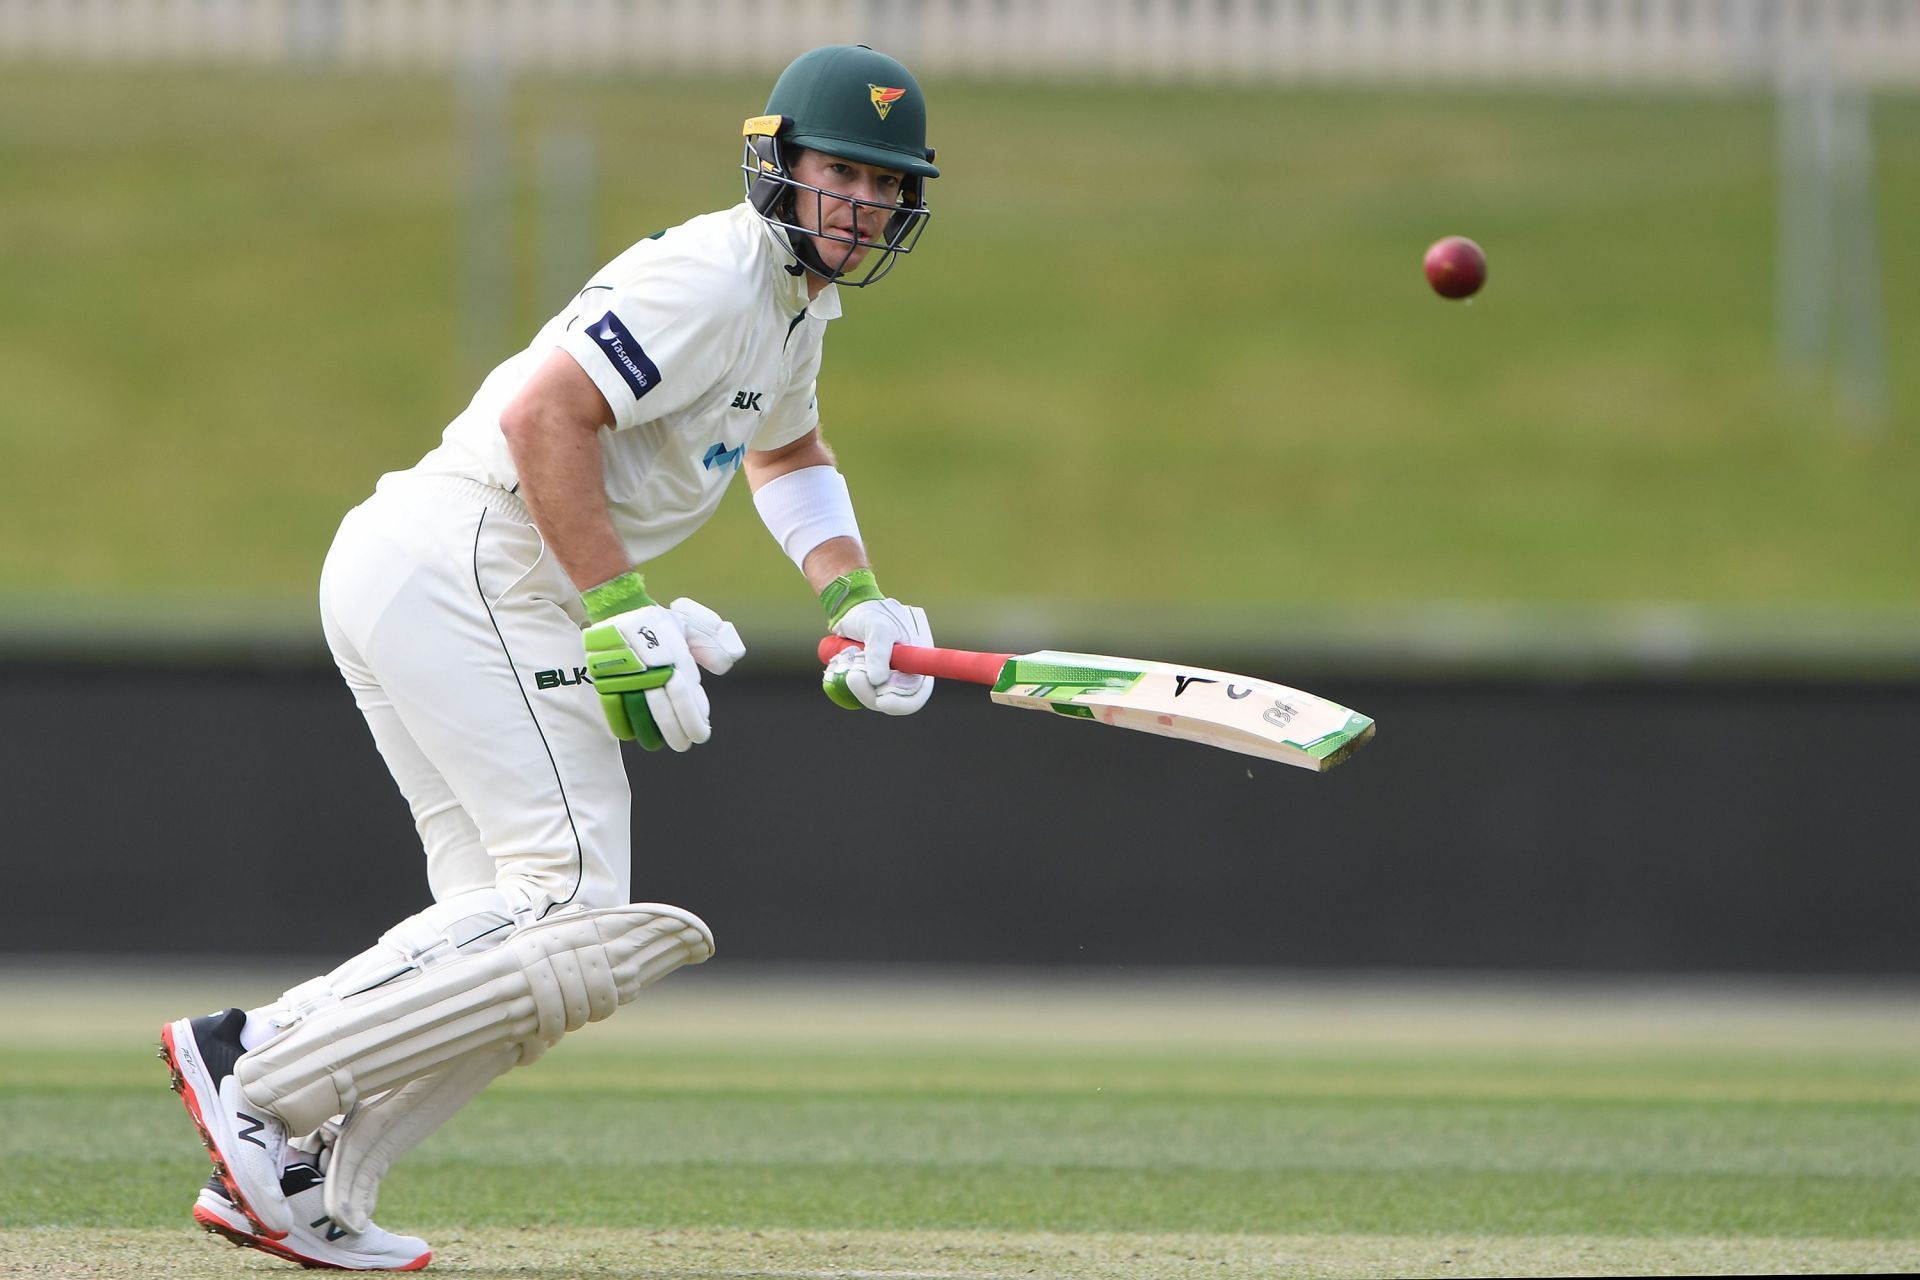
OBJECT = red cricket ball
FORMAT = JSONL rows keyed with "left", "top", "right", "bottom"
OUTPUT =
{"left": 1424, "top": 235, "right": 1487, "bottom": 299}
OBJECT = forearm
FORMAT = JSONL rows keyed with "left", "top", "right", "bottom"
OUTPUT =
{"left": 753, "top": 436, "right": 930, "bottom": 714}
{"left": 801, "top": 537, "right": 867, "bottom": 594}
{"left": 747, "top": 429, "right": 874, "bottom": 593}
{"left": 503, "top": 411, "right": 630, "bottom": 595}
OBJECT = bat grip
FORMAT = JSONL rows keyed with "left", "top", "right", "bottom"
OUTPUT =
{"left": 817, "top": 637, "right": 1012, "bottom": 687}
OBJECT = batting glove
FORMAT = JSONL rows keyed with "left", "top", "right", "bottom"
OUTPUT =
{"left": 581, "top": 572, "right": 745, "bottom": 751}
{"left": 820, "top": 569, "right": 934, "bottom": 716}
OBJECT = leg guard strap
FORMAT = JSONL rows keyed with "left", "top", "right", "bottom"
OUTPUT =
{"left": 265, "top": 887, "right": 524, "bottom": 1032}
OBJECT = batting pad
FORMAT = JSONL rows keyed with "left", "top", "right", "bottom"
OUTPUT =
{"left": 324, "top": 1044, "right": 517, "bottom": 1233}
{"left": 235, "top": 903, "right": 714, "bottom": 1137}
{"left": 266, "top": 886, "right": 522, "bottom": 1027}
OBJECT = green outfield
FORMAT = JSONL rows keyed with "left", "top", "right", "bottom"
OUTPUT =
{"left": 1, "top": 71, "right": 1917, "bottom": 617}
{"left": 2, "top": 966, "right": 1916, "bottom": 1277}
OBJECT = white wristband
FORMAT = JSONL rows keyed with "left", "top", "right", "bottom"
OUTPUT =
{"left": 751, "top": 465, "right": 863, "bottom": 570}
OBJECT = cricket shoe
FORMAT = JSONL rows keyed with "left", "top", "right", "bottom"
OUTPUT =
{"left": 193, "top": 1163, "right": 433, "bottom": 1271}
{"left": 160, "top": 1007, "right": 292, "bottom": 1238}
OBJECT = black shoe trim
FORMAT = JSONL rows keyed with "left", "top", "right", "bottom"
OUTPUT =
{"left": 186, "top": 1008, "right": 249, "bottom": 1085}
{"left": 280, "top": 1161, "right": 324, "bottom": 1197}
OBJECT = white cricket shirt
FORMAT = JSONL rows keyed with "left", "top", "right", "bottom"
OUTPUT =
{"left": 403, "top": 202, "right": 837, "bottom": 565}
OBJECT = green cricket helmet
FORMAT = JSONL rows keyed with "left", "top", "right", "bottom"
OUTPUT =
{"left": 743, "top": 44, "right": 938, "bottom": 287}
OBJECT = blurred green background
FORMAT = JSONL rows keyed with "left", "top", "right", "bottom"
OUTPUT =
{"left": 3, "top": 69, "right": 1916, "bottom": 631}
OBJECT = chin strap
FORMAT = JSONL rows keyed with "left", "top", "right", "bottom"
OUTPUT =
{"left": 775, "top": 186, "right": 858, "bottom": 283}
{"left": 783, "top": 219, "right": 839, "bottom": 281}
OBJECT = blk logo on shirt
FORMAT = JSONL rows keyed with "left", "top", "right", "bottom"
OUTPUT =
{"left": 731, "top": 390, "right": 763, "bottom": 412}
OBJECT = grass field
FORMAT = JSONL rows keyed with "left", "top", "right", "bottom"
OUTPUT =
{"left": 1, "top": 71, "right": 1917, "bottom": 617}
{"left": 3, "top": 964, "right": 1917, "bottom": 1277}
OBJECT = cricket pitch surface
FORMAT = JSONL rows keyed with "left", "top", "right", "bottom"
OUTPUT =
{"left": 3, "top": 962, "right": 1916, "bottom": 1277}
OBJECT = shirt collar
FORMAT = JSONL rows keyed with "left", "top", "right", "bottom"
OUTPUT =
{"left": 751, "top": 203, "right": 843, "bottom": 320}
{"left": 806, "top": 280, "right": 843, "bottom": 320}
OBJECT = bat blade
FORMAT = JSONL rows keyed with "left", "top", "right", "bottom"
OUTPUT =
{"left": 987, "top": 650, "right": 1374, "bottom": 772}
{"left": 817, "top": 638, "right": 1374, "bottom": 773}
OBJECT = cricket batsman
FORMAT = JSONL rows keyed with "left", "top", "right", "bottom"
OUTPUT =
{"left": 159, "top": 44, "right": 939, "bottom": 1270}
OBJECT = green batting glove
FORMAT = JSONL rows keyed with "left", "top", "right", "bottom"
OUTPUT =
{"left": 581, "top": 571, "right": 673, "bottom": 750}
{"left": 821, "top": 660, "right": 863, "bottom": 711}
{"left": 820, "top": 568, "right": 884, "bottom": 628}
{"left": 820, "top": 569, "right": 884, "bottom": 712}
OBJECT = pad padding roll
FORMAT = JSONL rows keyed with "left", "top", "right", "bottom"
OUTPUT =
{"left": 236, "top": 903, "right": 712, "bottom": 1137}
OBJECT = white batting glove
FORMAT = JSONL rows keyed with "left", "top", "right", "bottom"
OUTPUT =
{"left": 823, "top": 588, "right": 934, "bottom": 716}
{"left": 582, "top": 573, "right": 745, "bottom": 752}
{"left": 599, "top": 604, "right": 707, "bottom": 751}
{"left": 668, "top": 597, "right": 747, "bottom": 676}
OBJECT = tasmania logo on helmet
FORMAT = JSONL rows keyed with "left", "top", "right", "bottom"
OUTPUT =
{"left": 869, "top": 85, "right": 906, "bottom": 120}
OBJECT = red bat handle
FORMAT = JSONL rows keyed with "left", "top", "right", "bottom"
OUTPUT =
{"left": 817, "top": 637, "right": 1012, "bottom": 687}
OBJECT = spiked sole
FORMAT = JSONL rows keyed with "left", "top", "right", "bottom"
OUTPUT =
{"left": 192, "top": 1200, "right": 432, "bottom": 1272}
{"left": 159, "top": 1024, "right": 289, "bottom": 1241}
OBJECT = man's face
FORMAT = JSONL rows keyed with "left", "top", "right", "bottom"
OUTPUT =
{"left": 787, "top": 147, "right": 907, "bottom": 277}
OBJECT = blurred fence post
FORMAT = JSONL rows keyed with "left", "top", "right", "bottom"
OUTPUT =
{"left": 1774, "top": 23, "right": 1890, "bottom": 432}
{"left": 537, "top": 124, "right": 599, "bottom": 318}
{"left": 287, "top": 0, "right": 343, "bottom": 63}
{"left": 1775, "top": 59, "right": 1835, "bottom": 390}
{"left": 1830, "top": 87, "right": 1888, "bottom": 431}
{"left": 456, "top": 50, "right": 514, "bottom": 382}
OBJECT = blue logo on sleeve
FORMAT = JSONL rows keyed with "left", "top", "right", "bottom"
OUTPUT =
{"left": 588, "top": 311, "right": 662, "bottom": 401}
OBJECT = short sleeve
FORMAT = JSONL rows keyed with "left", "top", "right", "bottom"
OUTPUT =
{"left": 554, "top": 263, "right": 749, "bottom": 432}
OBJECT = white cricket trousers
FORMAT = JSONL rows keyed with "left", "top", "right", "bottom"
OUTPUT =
{"left": 318, "top": 473, "right": 630, "bottom": 917}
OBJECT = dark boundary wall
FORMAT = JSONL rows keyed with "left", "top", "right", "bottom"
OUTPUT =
{"left": 3, "top": 657, "right": 1916, "bottom": 973}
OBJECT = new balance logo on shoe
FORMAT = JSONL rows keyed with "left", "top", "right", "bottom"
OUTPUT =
{"left": 193, "top": 1163, "right": 433, "bottom": 1270}
{"left": 236, "top": 1114, "right": 270, "bottom": 1148}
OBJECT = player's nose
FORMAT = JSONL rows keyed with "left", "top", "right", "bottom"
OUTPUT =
{"left": 845, "top": 171, "right": 889, "bottom": 206}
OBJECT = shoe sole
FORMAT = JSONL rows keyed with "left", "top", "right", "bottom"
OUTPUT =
{"left": 192, "top": 1201, "right": 432, "bottom": 1272}
{"left": 160, "top": 1021, "right": 289, "bottom": 1241}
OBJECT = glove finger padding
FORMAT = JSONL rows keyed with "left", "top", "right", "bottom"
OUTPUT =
{"left": 822, "top": 647, "right": 867, "bottom": 711}
{"left": 827, "top": 600, "right": 934, "bottom": 716}
{"left": 585, "top": 604, "right": 713, "bottom": 751}
{"left": 645, "top": 664, "right": 709, "bottom": 752}
{"left": 669, "top": 597, "right": 746, "bottom": 675}
{"left": 583, "top": 625, "right": 672, "bottom": 749}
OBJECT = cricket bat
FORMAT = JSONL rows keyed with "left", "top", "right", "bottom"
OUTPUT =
{"left": 818, "top": 638, "right": 1375, "bottom": 772}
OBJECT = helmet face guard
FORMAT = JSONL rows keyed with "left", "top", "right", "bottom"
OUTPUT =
{"left": 742, "top": 118, "right": 931, "bottom": 289}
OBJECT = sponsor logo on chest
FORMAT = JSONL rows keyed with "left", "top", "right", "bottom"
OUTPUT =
{"left": 702, "top": 441, "right": 746, "bottom": 472}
